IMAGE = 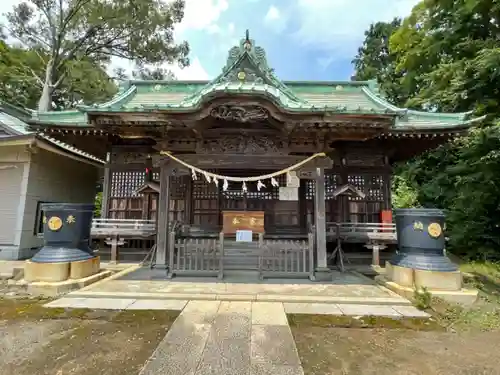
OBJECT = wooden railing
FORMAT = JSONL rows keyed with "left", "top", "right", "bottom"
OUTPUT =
{"left": 326, "top": 222, "right": 397, "bottom": 243}
{"left": 91, "top": 218, "right": 156, "bottom": 238}
{"left": 168, "top": 231, "right": 224, "bottom": 278}
{"left": 258, "top": 233, "right": 315, "bottom": 280}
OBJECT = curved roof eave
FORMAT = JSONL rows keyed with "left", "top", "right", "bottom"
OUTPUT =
{"left": 361, "top": 87, "right": 406, "bottom": 113}
{"left": 77, "top": 85, "right": 137, "bottom": 111}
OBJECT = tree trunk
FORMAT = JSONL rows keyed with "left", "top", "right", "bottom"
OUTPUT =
{"left": 38, "top": 59, "right": 55, "bottom": 112}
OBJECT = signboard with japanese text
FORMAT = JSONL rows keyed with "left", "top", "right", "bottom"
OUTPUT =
{"left": 222, "top": 211, "right": 265, "bottom": 234}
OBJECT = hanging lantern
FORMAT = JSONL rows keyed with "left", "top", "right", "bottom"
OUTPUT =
{"left": 223, "top": 179, "right": 229, "bottom": 191}
{"left": 242, "top": 182, "right": 248, "bottom": 192}
{"left": 191, "top": 168, "right": 197, "bottom": 180}
{"left": 271, "top": 177, "right": 279, "bottom": 187}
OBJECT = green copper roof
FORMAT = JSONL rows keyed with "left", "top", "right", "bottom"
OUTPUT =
{"left": 0, "top": 107, "right": 104, "bottom": 164}
{"left": 25, "top": 30, "right": 482, "bottom": 131}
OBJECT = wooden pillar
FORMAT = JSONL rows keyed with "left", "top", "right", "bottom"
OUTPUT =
{"left": 314, "top": 167, "right": 331, "bottom": 280}
{"left": 155, "top": 162, "right": 170, "bottom": 268}
{"left": 100, "top": 152, "right": 111, "bottom": 218}
{"left": 299, "top": 178, "right": 307, "bottom": 232}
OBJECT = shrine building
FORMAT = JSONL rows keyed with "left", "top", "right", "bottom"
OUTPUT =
{"left": 1, "top": 31, "right": 483, "bottom": 278}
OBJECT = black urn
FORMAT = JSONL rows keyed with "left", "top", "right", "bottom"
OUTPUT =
{"left": 31, "top": 203, "right": 95, "bottom": 263}
{"left": 389, "top": 208, "right": 458, "bottom": 272}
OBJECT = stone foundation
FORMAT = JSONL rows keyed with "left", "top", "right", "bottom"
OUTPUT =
{"left": 379, "top": 261, "right": 478, "bottom": 305}
{"left": 24, "top": 256, "right": 100, "bottom": 282}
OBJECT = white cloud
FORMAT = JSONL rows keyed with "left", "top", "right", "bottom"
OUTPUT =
{"left": 294, "top": 0, "right": 420, "bottom": 65}
{"left": 174, "top": 0, "right": 229, "bottom": 37}
{"left": 110, "top": 56, "right": 210, "bottom": 81}
{"left": 264, "top": 5, "right": 288, "bottom": 33}
{"left": 171, "top": 57, "right": 210, "bottom": 80}
{"left": 264, "top": 5, "right": 281, "bottom": 22}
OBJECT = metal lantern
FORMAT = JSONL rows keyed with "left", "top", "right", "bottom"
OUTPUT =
{"left": 31, "top": 203, "right": 95, "bottom": 263}
{"left": 389, "top": 208, "right": 458, "bottom": 272}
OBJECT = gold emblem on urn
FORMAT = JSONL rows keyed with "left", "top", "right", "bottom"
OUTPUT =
{"left": 413, "top": 221, "right": 424, "bottom": 231}
{"left": 428, "top": 222, "right": 442, "bottom": 238}
{"left": 66, "top": 215, "right": 76, "bottom": 224}
{"left": 47, "top": 216, "right": 63, "bottom": 231}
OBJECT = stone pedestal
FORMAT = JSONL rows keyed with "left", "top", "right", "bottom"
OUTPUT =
{"left": 25, "top": 260, "right": 70, "bottom": 282}
{"left": 25, "top": 256, "right": 100, "bottom": 282}
{"left": 378, "top": 261, "right": 477, "bottom": 305}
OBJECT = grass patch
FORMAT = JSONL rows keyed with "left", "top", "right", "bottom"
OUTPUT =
{"left": 287, "top": 313, "right": 443, "bottom": 331}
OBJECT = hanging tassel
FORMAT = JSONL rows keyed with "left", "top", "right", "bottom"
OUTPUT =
{"left": 191, "top": 168, "right": 197, "bottom": 180}
{"left": 271, "top": 177, "right": 279, "bottom": 187}
{"left": 223, "top": 179, "right": 229, "bottom": 191}
{"left": 242, "top": 182, "right": 248, "bottom": 192}
{"left": 213, "top": 178, "right": 219, "bottom": 187}
{"left": 203, "top": 172, "right": 211, "bottom": 183}
{"left": 286, "top": 171, "right": 292, "bottom": 184}
{"left": 257, "top": 180, "right": 266, "bottom": 191}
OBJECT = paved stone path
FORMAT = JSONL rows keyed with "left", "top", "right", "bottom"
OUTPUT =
{"left": 43, "top": 297, "right": 428, "bottom": 374}
{"left": 139, "top": 301, "right": 304, "bottom": 375}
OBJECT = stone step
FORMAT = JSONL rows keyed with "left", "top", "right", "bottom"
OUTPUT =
{"left": 63, "top": 291, "right": 412, "bottom": 306}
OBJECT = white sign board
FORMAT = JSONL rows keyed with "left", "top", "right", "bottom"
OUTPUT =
{"left": 286, "top": 171, "right": 300, "bottom": 188}
{"left": 279, "top": 187, "right": 299, "bottom": 201}
{"left": 236, "top": 230, "right": 253, "bottom": 242}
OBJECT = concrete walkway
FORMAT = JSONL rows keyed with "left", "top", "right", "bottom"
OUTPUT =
{"left": 139, "top": 301, "right": 304, "bottom": 375}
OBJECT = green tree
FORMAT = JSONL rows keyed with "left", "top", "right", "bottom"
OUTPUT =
{"left": 352, "top": 18, "right": 410, "bottom": 107}
{"left": 0, "top": 40, "right": 117, "bottom": 109}
{"left": 132, "top": 65, "right": 177, "bottom": 81}
{"left": 390, "top": 0, "right": 500, "bottom": 116}
{"left": 3, "top": 0, "right": 189, "bottom": 111}
{"left": 355, "top": 0, "right": 500, "bottom": 258}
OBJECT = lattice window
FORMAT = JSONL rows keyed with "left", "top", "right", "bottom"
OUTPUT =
{"left": 325, "top": 173, "right": 339, "bottom": 200}
{"left": 110, "top": 171, "right": 144, "bottom": 197}
{"left": 347, "top": 175, "right": 365, "bottom": 201}
{"left": 366, "top": 175, "right": 384, "bottom": 201}
{"left": 305, "top": 180, "right": 315, "bottom": 200}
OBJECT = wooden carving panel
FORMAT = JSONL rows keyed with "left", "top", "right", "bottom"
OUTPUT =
{"left": 196, "top": 135, "right": 287, "bottom": 155}
{"left": 344, "top": 151, "right": 385, "bottom": 167}
{"left": 222, "top": 211, "right": 265, "bottom": 234}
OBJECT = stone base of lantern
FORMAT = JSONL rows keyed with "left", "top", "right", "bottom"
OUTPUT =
{"left": 375, "top": 261, "right": 478, "bottom": 306}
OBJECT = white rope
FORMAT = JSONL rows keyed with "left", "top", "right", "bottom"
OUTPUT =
{"left": 159, "top": 151, "right": 326, "bottom": 182}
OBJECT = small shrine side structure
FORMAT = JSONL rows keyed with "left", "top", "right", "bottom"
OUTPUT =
{"left": 24, "top": 32, "right": 483, "bottom": 277}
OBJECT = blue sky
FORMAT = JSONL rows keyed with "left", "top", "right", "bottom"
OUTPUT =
{"left": 169, "top": 0, "right": 420, "bottom": 81}
{"left": 0, "top": 0, "right": 420, "bottom": 81}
